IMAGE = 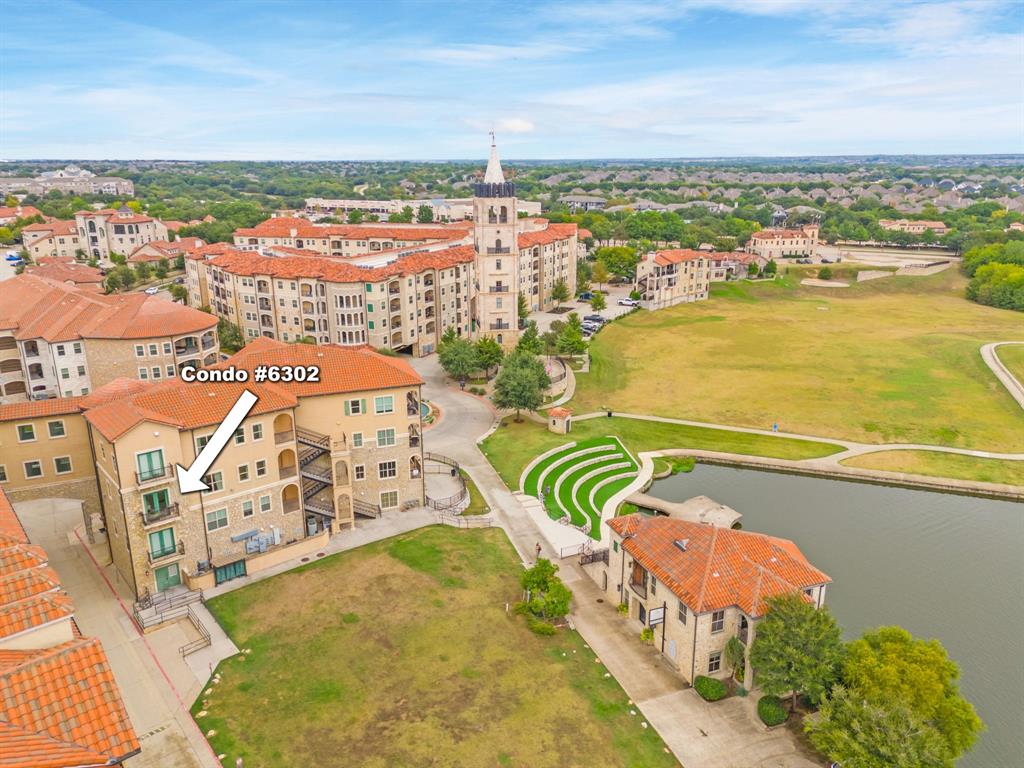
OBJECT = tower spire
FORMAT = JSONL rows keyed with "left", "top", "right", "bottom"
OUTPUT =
{"left": 484, "top": 133, "right": 505, "bottom": 184}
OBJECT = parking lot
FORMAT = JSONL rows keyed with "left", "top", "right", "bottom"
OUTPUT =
{"left": 529, "top": 282, "right": 636, "bottom": 334}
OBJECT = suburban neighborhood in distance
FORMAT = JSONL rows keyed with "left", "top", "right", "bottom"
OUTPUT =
{"left": 1, "top": 2, "right": 1021, "bottom": 767}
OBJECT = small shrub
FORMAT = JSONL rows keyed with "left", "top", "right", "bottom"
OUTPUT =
{"left": 639, "top": 627, "right": 655, "bottom": 644}
{"left": 818, "top": 266, "right": 833, "bottom": 281}
{"left": 617, "top": 602, "right": 629, "bottom": 616}
{"left": 757, "top": 695, "right": 788, "bottom": 726}
{"left": 694, "top": 675, "right": 728, "bottom": 702}
{"left": 526, "top": 616, "right": 556, "bottom": 636}
{"left": 668, "top": 456, "right": 695, "bottom": 474}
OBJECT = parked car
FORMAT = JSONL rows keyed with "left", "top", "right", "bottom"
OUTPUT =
{"left": 5, "top": 254, "right": 22, "bottom": 262}
{"left": 577, "top": 291, "right": 593, "bottom": 301}
{"left": 617, "top": 297, "right": 640, "bottom": 307}
{"left": 583, "top": 314, "right": 605, "bottom": 324}
{"left": 173, "top": 276, "right": 185, "bottom": 284}
{"left": 582, "top": 322, "right": 601, "bottom": 334}
{"left": 820, "top": 257, "right": 833, "bottom": 264}
{"left": 144, "top": 286, "right": 160, "bottom": 295}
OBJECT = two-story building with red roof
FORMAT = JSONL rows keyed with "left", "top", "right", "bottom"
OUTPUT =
{"left": 634, "top": 249, "right": 711, "bottom": 310}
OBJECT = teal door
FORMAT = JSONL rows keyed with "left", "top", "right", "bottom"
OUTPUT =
{"left": 215, "top": 560, "right": 247, "bottom": 585}
{"left": 137, "top": 449, "right": 165, "bottom": 481}
{"left": 155, "top": 563, "right": 181, "bottom": 592}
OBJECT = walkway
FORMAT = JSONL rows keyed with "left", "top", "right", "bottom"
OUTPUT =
{"left": 410, "top": 355, "right": 819, "bottom": 767}
{"left": 982, "top": 341, "right": 1024, "bottom": 410}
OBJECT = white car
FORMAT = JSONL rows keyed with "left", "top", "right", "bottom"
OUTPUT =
{"left": 144, "top": 286, "right": 160, "bottom": 295}
{"left": 617, "top": 298, "right": 640, "bottom": 307}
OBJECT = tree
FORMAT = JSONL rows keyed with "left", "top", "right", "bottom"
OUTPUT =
{"left": 749, "top": 592, "right": 844, "bottom": 712}
{"left": 217, "top": 317, "right": 244, "bottom": 353}
{"left": 520, "top": 559, "right": 572, "bottom": 620}
{"left": 168, "top": 284, "right": 188, "bottom": 303}
{"left": 493, "top": 350, "right": 550, "bottom": 421}
{"left": 517, "top": 320, "right": 543, "bottom": 355}
{"left": 724, "top": 636, "right": 746, "bottom": 682}
{"left": 475, "top": 337, "right": 504, "bottom": 378}
{"left": 747, "top": 261, "right": 760, "bottom": 277}
{"left": 764, "top": 259, "right": 777, "bottom": 275}
{"left": 174, "top": 254, "right": 185, "bottom": 270}
{"left": 110, "top": 252, "right": 127, "bottom": 265}
{"left": 134, "top": 261, "right": 152, "bottom": 281}
{"left": 347, "top": 209, "right": 364, "bottom": 224}
{"left": 840, "top": 627, "right": 983, "bottom": 761}
{"left": 818, "top": 266, "right": 833, "bottom": 280}
{"left": 440, "top": 325, "right": 458, "bottom": 346}
{"left": 592, "top": 259, "right": 610, "bottom": 290}
{"left": 437, "top": 337, "right": 479, "bottom": 388}
{"left": 556, "top": 313, "right": 587, "bottom": 355}
{"left": 390, "top": 205, "right": 414, "bottom": 223}
{"left": 807, "top": 687, "right": 951, "bottom": 768}
{"left": 154, "top": 258, "right": 169, "bottom": 279}
{"left": 416, "top": 204, "right": 434, "bottom": 223}
{"left": 594, "top": 245, "right": 639, "bottom": 278}
{"left": 517, "top": 291, "right": 529, "bottom": 322}
{"left": 590, "top": 291, "right": 607, "bottom": 312}
{"left": 550, "top": 279, "right": 570, "bottom": 308}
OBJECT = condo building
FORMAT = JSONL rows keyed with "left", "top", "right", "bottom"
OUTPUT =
{"left": 21, "top": 219, "right": 83, "bottom": 261}
{"left": 0, "top": 274, "right": 218, "bottom": 404}
{"left": 878, "top": 218, "right": 949, "bottom": 236}
{"left": 0, "top": 165, "right": 134, "bottom": 196}
{"left": 75, "top": 205, "right": 169, "bottom": 259}
{"left": 747, "top": 223, "right": 820, "bottom": 260}
{"left": 634, "top": 249, "right": 712, "bottom": 310}
{"left": 303, "top": 196, "right": 543, "bottom": 222}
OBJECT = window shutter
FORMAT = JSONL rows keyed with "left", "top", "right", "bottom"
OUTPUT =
{"left": 361, "top": 398, "right": 367, "bottom": 414}
{"left": 344, "top": 400, "right": 350, "bottom": 416}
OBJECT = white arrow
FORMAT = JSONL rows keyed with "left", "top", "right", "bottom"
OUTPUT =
{"left": 175, "top": 389, "right": 259, "bottom": 494}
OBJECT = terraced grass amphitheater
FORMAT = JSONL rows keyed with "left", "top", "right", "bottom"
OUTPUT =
{"left": 521, "top": 437, "right": 638, "bottom": 539}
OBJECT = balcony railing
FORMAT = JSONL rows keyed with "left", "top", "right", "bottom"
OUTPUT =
{"left": 489, "top": 322, "right": 510, "bottom": 330}
{"left": 283, "top": 498, "right": 301, "bottom": 513}
{"left": 136, "top": 466, "right": 168, "bottom": 485}
{"left": 488, "top": 285, "right": 509, "bottom": 293}
{"left": 279, "top": 466, "right": 297, "bottom": 479}
{"left": 628, "top": 578, "right": 648, "bottom": 600}
{"left": 141, "top": 503, "right": 180, "bottom": 528}
{"left": 275, "top": 430, "right": 294, "bottom": 445}
{"left": 486, "top": 247, "right": 511, "bottom": 254}
{"left": 148, "top": 541, "right": 185, "bottom": 564}
{"left": 202, "top": 336, "right": 216, "bottom": 350}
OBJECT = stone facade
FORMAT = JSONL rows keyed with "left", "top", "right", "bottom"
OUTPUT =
{"left": 634, "top": 250, "right": 711, "bottom": 310}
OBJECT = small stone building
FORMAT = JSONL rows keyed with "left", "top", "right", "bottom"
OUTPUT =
{"left": 548, "top": 407, "right": 572, "bottom": 434}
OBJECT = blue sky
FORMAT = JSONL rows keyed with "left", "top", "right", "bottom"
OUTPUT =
{"left": 1, "top": 0, "right": 1022, "bottom": 159}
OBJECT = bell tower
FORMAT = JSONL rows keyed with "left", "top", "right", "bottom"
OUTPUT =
{"left": 473, "top": 134, "right": 519, "bottom": 347}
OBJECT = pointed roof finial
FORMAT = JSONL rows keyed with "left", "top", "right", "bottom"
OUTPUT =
{"left": 484, "top": 133, "right": 504, "bottom": 184}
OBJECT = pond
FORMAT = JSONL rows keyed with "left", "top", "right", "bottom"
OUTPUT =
{"left": 649, "top": 464, "right": 1023, "bottom": 768}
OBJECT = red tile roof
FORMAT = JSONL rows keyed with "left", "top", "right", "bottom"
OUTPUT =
{"left": 21, "top": 220, "right": 77, "bottom": 236}
{"left": 234, "top": 217, "right": 462, "bottom": 243}
{"left": 24, "top": 263, "right": 104, "bottom": 286}
{"left": 0, "top": 398, "right": 84, "bottom": 424}
{"left": 75, "top": 209, "right": 156, "bottom": 225}
{"left": 0, "top": 206, "right": 43, "bottom": 221}
{"left": 652, "top": 249, "right": 707, "bottom": 266}
{"left": 607, "top": 514, "right": 829, "bottom": 617}
{"left": 1, "top": 274, "right": 216, "bottom": 343}
{"left": 0, "top": 592, "right": 74, "bottom": 641}
{"left": 518, "top": 222, "right": 578, "bottom": 249}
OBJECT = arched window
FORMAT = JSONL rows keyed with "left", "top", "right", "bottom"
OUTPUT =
{"left": 499, "top": 205, "right": 508, "bottom": 223}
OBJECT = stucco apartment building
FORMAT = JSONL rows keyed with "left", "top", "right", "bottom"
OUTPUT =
{"left": 0, "top": 204, "right": 45, "bottom": 226}
{"left": 303, "top": 196, "right": 543, "bottom": 222}
{"left": 75, "top": 205, "right": 168, "bottom": 259}
{"left": 878, "top": 218, "right": 949, "bottom": 236}
{"left": 189, "top": 140, "right": 579, "bottom": 352}
{"left": 598, "top": 514, "right": 830, "bottom": 688}
{"left": 634, "top": 249, "right": 711, "bottom": 310}
{"left": 0, "top": 165, "right": 134, "bottom": 196}
{"left": 0, "top": 273, "right": 218, "bottom": 404}
{"left": 747, "top": 223, "right": 820, "bottom": 260}
{"left": 21, "top": 219, "right": 82, "bottom": 261}
{"left": 0, "top": 487, "right": 140, "bottom": 767}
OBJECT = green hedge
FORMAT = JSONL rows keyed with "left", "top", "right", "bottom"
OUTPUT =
{"left": 693, "top": 675, "right": 727, "bottom": 702}
{"left": 757, "top": 695, "right": 788, "bottom": 726}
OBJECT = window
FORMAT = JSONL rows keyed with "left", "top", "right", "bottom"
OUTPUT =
{"left": 380, "top": 490, "right": 399, "bottom": 509}
{"left": 0, "top": 466, "right": 5, "bottom": 482}
{"left": 205, "top": 508, "right": 228, "bottom": 531}
{"left": 73, "top": 342, "right": 82, "bottom": 354}
{"left": 16, "top": 424, "right": 35, "bottom": 442}
{"left": 347, "top": 399, "right": 363, "bottom": 415}
{"left": 259, "top": 494, "right": 271, "bottom": 513}
{"left": 135, "top": 344, "right": 145, "bottom": 357}
{"left": 202, "top": 471, "right": 224, "bottom": 493}
{"left": 378, "top": 461, "right": 397, "bottom": 479}
{"left": 352, "top": 433, "right": 363, "bottom": 448}
{"left": 196, "top": 434, "right": 211, "bottom": 451}
{"left": 151, "top": 367, "right": 161, "bottom": 379}
{"left": 60, "top": 368, "right": 70, "bottom": 380}
{"left": 354, "top": 464, "right": 365, "bottom": 480}
{"left": 23, "top": 461, "right": 43, "bottom": 479}
{"left": 148, "top": 528, "right": 176, "bottom": 558}
{"left": 138, "top": 367, "right": 148, "bottom": 380}
{"left": 613, "top": 540, "right": 619, "bottom": 553}
{"left": 56, "top": 344, "right": 66, "bottom": 356}
{"left": 163, "top": 342, "right": 172, "bottom": 354}
{"left": 47, "top": 421, "right": 65, "bottom": 438}
{"left": 136, "top": 449, "right": 164, "bottom": 481}
{"left": 251, "top": 423, "right": 263, "bottom": 440}
{"left": 677, "top": 601, "right": 687, "bottom": 624}
{"left": 78, "top": 365, "right": 86, "bottom": 376}
{"left": 146, "top": 343, "right": 157, "bottom": 356}
{"left": 374, "top": 395, "right": 394, "bottom": 414}
{"left": 711, "top": 610, "right": 725, "bottom": 634}
{"left": 238, "top": 464, "right": 250, "bottom": 482}
{"left": 376, "top": 428, "right": 396, "bottom": 447}
{"left": 166, "top": 365, "right": 175, "bottom": 377}
{"left": 708, "top": 652, "right": 722, "bottom": 674}
{"left": 233, "top": 426, "right": 245, "bottom": 445}
{"left": 651, "top": 575, "right": 657, "bottom": 596}
{"left": 255, "top": 460, "right": 267, "bottom": 477}
{"left": 242, "top": 500, "right": 254, "bottom": 518}
{"left": 54, "top": 456, "right": 72, "bottom": 474}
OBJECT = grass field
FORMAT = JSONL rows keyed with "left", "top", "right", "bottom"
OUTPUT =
{"left": 194, "top": 527, "right": 680, "bottom": 768}
{"left": 459, "top": 469, "right": 490, "bottom": 515}
{"left": 996, "top": 343, "right": 1024, "bottom": 386}
{"left": 573, "top": 270, "right": 1024, "bottom": 451}
{"left": 481, "top": 416, "right": 843, "bottom": 492}
{"left": 841, "top": 450, "right": 1024, "bottom": 487}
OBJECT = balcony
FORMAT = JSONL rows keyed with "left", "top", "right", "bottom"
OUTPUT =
{"left": 486, "top": 247, "right": 511, "bottom": 255}
{"left": 628, "top": 578, "right": 648, "bottom": 600}
{"left": 258, "top": 298, "right": 272, "bottom": 311}
{"left": 136, "top": 465, "right": 168, "bottom": 486}
{"left": 148, "top": 541, "right": 185, "bottom": 564}
{"left": 201, "top": 333, "right": 216, "bottom": 350}
{"left": 280, "top": 466, "right": 297, "bottom": 479}
{"left": 141, "top": 503, "right": 180, "bottom": 528}
{"left": 489, "top": 322, "right": 510, "bottom": 331}
{"left": 488, "top": 285, "right": 509, "bottom": 293}
{"left": 275, "top": 430, "right": 293, "bottom": 445}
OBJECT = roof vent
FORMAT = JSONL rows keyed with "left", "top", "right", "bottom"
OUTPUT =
{"left": 712, "top": 571, "right": 719, "bottom": 578}
{"left": 673, "top": 538, "right": 689, "bottom": 552}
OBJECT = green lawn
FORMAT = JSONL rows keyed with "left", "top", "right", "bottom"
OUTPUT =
{"left": 481, "top": 416, "right": 843, "bottom": 492}
{"left": 841, "top": 450, "right": 1024, "bottom": 487}
{"left": 996, "top": 344, "right": 1024, "bottom": 386}
{"left": 459, "top": 469, "right": 490, "bottom": 515}
{"left": 194, "top": 527, "right": 680, "bottom": 768}
{"left": 573, "top": 270, "right": 1024, "bottom": 451}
